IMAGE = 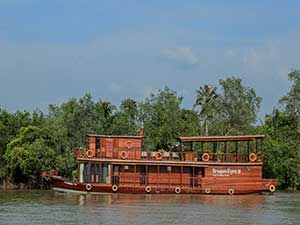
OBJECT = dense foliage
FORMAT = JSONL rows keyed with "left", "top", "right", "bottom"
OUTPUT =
{"left": 0, "top": 75, "right": 299, "bottom": 190}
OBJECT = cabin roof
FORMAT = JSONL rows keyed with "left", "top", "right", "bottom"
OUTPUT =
{"left": 178, "top": 135, "right": 265, "bottom": 142}
{"left": 88, "top": 134, "right": 143, "bottom": 139}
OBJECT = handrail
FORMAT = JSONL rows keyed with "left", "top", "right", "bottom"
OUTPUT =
{"left": 76, "top": 148, "right": 263, "bottom": 163}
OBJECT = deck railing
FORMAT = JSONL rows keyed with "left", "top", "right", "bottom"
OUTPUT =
{"left": 114, "top": 176, "right": 200, "bottom": 188}
{"left": 76, "top": 147, "right": 263, "bottom": 163}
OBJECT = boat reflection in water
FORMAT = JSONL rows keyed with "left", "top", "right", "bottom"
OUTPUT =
{"left": 2, "top": 190, "right": 299, "bottom": 225}
{"left": 51, "top": 191, "right": 267, "bottom": 209}
{"left": 49, "top": 192, "right": 271, "bottom": 225}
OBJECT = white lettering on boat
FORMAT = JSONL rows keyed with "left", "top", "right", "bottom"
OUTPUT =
{"left": 212, "top": 168, "right": 241, "bottom": 177}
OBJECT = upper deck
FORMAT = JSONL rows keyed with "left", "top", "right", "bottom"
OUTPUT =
{"left": 178, "top": 135, "right": 265, "bottom": 142}
{"left": 76, "top": 133, "right": 265, "bottom": 164}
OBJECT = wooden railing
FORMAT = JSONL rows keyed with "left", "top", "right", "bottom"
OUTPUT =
{"left": 113, "top": 174, "right": 200, "bottom": 188}
{"left": 77, "top": 148, "right": 263, "bottom": 163}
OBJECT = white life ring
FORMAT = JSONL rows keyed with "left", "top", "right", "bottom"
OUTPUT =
{"left": 86, "top": 150, "right": 94, "bottom": 158}
{"left": 228, "top": 188, "right": 235, "bottom": 195}
{"left": 155, "top": 152, "right": 163, "bottom": 160}
{"left": 112, "top": 185, "right": 118, "bottom": 192}
{"left": 120, "top": 151, "right": 129, "bottom": 160}
{"left": 249, "top": 153, "right": 257, "bottom": 162}
{"left": 86, "top": 183, "right": 92, "bottom": 191}
{"left": 202, "top": 153, "right": 210, "bottom": 162}
{"left": 145, "top": 186, "right": 151, "bottom": 193}
{"left": 175, "top": 187, "right": 181, "bottom": 194}
{"left": 269, "top": 184, "right": 276, "bottom": 192}
{"left": 205, "top": 188, "right": 211, "bottom": 194}
{"left": 126, "top": 141, "right": 132, "bottom": 149}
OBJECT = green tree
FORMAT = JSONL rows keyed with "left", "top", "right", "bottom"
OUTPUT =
{"left": 0, "top": 109, "right": 33, "bottom": 182}
{"left": 194, "top": 84, "right": 219, "bottom": 136}
{"left": 139, "top": 87, "right": 185, "bottom": 150}
{"left": 215, "top": 77, "right": 262, "bottom": 135}
{"left": 120, "top": 98, "right": 138, "bottom": 119}
{"left": 179, "top": 109, "right": 199, "bottom": 137}
{"left": 278, "top": 70, "right": 300, "bottom": 139}
{"left": 262, "top": 110, "right": 300, "bottom": 189}
{"left": 261, "top": 71, "right": 300, "bottom": 189}
{"left": 110, "top": 98, "right": 139, "bottom": 135}
{"left": 4, "top": 126, "right": 56, "bottom": 183}
{"left": 94, "top": 100, "right": 116, "bottom": 134}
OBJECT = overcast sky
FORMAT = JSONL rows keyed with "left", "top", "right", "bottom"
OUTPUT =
{"left": 1, "top": 1, "right": 300, "bottom": 119}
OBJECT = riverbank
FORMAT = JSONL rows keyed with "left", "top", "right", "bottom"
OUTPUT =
{"left": 0, "top": 179, "right": 48, "bottom": 190}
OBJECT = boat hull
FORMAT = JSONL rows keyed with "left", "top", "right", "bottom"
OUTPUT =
{"left": 48, "top": 176, "right": 277, "bottom": 195}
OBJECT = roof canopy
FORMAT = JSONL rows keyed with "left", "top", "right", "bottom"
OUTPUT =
{"left": 88, "top": 134, "right": 143, "bottom": 139}
{"left": 178, "top": 135, "right": 265, "bottom": 142}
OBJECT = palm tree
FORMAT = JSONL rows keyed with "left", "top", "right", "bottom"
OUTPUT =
{"left": 194, "top": 84, "right": 218, "bottom": 136}
{"left": 95, "top": 100, "right": 116, "bottom": 133}
{"left": 98, "top": 100, "right": 116, "bottom": 119}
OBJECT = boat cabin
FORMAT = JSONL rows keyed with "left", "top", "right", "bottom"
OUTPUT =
{"left": 68, "top": 133, "right": 276, "bottom": 194}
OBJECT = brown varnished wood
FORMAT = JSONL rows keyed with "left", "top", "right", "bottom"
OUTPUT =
{"left": 48, "top": 134, "right": 277, "bottom": 195}
{"left": 178, "top": 135, "right": 265, "bottom": 142}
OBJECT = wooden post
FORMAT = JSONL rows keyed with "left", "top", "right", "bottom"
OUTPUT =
{"left": 192, "top": 167, "right": 195, "bottom": 188}
{"left": 180, "top": 166, "right": 183, "bottom": 188}
{"left": 88, "top": 162, "right": 91, "bottom": 183}
{"left": 110, "top": 163, "right": 113, "bottom": 184}
{"left": 146, "top": 165, "right": 148, "bottom": 185}
{"left": 169, "top": 166, "right": 171, "bottom": 189}
{"left": 180, "top": 143, "right": 184, "bottom": 161}
{"left": 228, "top": 142, "right": 231, "bottom": 162}
{"left": 256, "top": 139, "right": 258, "bottom": 152}
{"left": 99, "top": 163, "right": 102, "bottom": 183}
{"left": 157, "top": 165, "right": 159, "bottom": 188}
{"left": 134, "top": 165, "right": 137, "bottom": 187}
{"left": 239, "top": 141, "right": 242, "bottom": 162}
{"left": 247, "top": 141, "right": 250, "bottom": 154}
{"left": 77, "top": 163, "right": 80, "bottom": 182}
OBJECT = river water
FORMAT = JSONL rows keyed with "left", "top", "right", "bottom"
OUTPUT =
{"left": 0, "top": 190, "right": 299, "bottom": 225}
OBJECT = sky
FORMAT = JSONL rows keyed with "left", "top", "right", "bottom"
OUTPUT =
{"left": 1, "top": 0, "right": 300, "bottom": 120}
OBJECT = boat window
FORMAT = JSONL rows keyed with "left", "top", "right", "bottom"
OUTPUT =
{"left": 80, "top": 163, "right": 88, "bottom": 183}
{"left": 159, "top": 166, "right": 168, "bottom": 173}
{"left": 100, "top": 164, "right": 111, "bottom": 184}
{"left": 90, "top": 163, "right": 101, "bottom": 183}
{"left": 95, "top": 164, "right": 100, "bottom": 182}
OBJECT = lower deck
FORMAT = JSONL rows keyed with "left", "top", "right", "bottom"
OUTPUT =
{"left": 79, "top": 162, "right": 206, "bottom": 188}
{"left": 48, "top": 160, "right": 277, "bottom": 194}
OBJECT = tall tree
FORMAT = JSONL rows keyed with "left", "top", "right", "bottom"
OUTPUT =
{"left": 0, "top": 109, "right": 33, "bottom": 181}
{"left": 193, "top": 84, "right": 218, "bottom": 136}
{"left": 279, "top": 70, "right": 300, "bottom": 134}
{"left": 109, "top": 98, "right": 139, "bottom": 135}
{"left": 261, "top": 70, "right": 300, "bottom": 189}
{"left": 139, "top": 87, "right": 184, "bottom": 150}
{"left": 215, "top": 77, "right": 262, "bottom": 135}
{"left": 94, "top": 100, "right": 116, "bottom": 134}
{"left": 4, "top": 125, "right": 56, "bottom": 184}
{"left": 262, "top": 109, "right": 300, "bottom": 189}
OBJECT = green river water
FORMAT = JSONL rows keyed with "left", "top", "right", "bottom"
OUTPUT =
{"left": 0, "top": 190, "right": 299, "bottom": 225}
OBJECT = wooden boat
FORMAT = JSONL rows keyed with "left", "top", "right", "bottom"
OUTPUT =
{"left": 45, "top": 130, "right": 277, "bottom": 195}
